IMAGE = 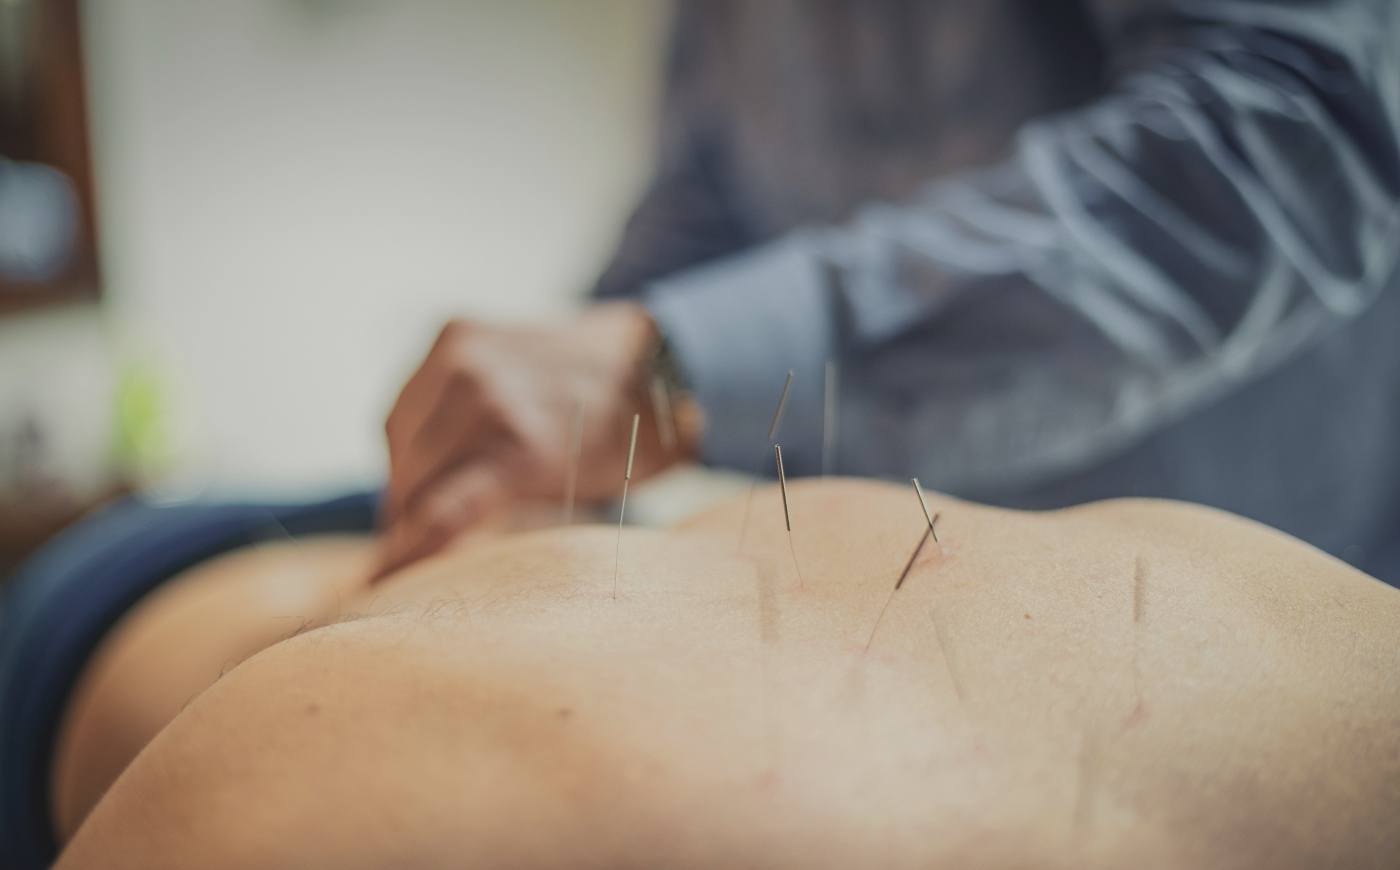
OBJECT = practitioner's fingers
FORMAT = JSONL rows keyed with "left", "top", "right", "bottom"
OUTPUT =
{"left": 389, "top": 374, "right": 506, "bottom": 526}
{"left": 382, "top": 303, "right": 690, "bottom": 535}
{"left": 374, "top": 462, "right": 509, "bottom": 580}
{"left": 383, "top": 319, "right": 481, "bottom": 524}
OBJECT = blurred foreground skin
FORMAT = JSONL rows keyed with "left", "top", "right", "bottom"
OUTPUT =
{"left": 54, "top": 480, "right": 1400, "bottom": 869}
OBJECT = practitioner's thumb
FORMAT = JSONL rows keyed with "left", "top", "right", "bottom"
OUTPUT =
{"left": 372, "top": 464, "right": 508, "bottom": 581}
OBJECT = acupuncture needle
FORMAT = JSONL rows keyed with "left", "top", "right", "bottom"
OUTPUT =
{"left": 613, "top": 412, "right": 640, "bottom": 600}
{"left": 767, "top": 370, "right": 794, "bottom": 443}
{"left": 774, "top": 444, "right": 805, "bottom": 589}
{"left": 912, "top": 477, "right": 939, "bottom": 545}
{"left": 738, "top": 370, "right": 794, "bottom": 552}
{"left": 864, "top": 479, "right": 941, "bottom": 651}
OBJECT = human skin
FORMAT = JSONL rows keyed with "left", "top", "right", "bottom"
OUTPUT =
{"left": 378, "top": 303, "right": 700, "bottom": 575}
{"left": 53, "top": 480, "right": 1400, "bottom": 868}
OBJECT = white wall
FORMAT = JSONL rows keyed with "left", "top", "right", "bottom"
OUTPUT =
{"left": 25, "top": 0, "right": 662, "bottom": 497}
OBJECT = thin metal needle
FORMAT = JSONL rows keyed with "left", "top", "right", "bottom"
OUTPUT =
{"left": 864, "top": 479, "right": 942, "bottom": 651}
{"left": 259, "top": 511, "right": 356, "bottom": 625}
{"left": 738, "top": 370, "right": 795, "bottom": 552}
{"left": 865, "top": 532, "right": 929, "bottom": 652}
{"left": 893, "top": 521, "right": 935, "bottom": 590}
{"left": 257, "top": 511, "right": 298, "bottom": 545}
{"left": 912, "top": 477, "right": 939, "bottom": 544}
{"left": 563, "top": 398, "right": 585, "bottom": 525}
{"left": 613, "top": 413, "right": 640, "bottom": 600}
{"left": 649, "top": 374, "right": 677, "bottom": 454}
{"left": 774, "top": 444, "right": 804, "bottom": 589}
{"left": 766, "top": 370, "right": 795, "bottom": 441}
{"left": 822, "top": 360, "right": 838, "bottom": 476}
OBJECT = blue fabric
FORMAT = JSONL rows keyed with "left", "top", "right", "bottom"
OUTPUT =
{"left": 0, "top": 491, "right": 379, "bottom": 869}
{"left": 596, "top": 0, "right": 1400, "bottom": 581}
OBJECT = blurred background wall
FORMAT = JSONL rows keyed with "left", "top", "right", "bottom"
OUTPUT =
{"left": 0, "top": 0, "right": 664, "bottom": 512}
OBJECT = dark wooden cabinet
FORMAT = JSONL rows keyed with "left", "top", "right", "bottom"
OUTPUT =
{"left": 0, "top": 0, "right": 100, "bottom": 316}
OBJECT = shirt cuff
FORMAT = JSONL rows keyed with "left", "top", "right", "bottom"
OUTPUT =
{"left": 642, "top": 234, "right": 834, "bottom": 475}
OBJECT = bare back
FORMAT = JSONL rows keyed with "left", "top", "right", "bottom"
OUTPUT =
{"left": 57, "top": 480, "right": 1400, "bottom": 869}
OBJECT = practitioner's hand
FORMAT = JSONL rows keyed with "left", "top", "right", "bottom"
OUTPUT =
{"left": 377, "top": 302, "right": 700, "bottom": 578}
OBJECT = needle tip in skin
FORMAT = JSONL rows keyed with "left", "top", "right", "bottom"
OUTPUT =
{"left": 774, "top": 444, "right": 804, "bottom": 589}
{"left": 912, "top": 478, "right": 939, "bottom": 543}
{"left": 613, "top": 413, "right": 641, "bottom": 600}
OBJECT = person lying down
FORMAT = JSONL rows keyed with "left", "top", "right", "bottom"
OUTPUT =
{"left": 10, "top": 479, "right": 1400, "bottom": 868}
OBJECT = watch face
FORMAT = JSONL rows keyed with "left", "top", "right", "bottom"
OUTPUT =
{"left": 652, "top": 331, "right": 688, "bottom": 394}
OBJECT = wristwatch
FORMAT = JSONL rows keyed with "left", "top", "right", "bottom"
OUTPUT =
{"left": 647, "top": 321, "right": 690, "bottom": 398}
{"left": 640, "top": 314, "right": 702, "bottom": 459}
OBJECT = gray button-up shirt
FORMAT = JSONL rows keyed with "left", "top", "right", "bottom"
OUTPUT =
{"left": 593, "top": 0, "right": 1400, "bottom": 581}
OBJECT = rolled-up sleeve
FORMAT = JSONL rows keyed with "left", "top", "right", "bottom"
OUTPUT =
{"left": 643, "top": 0, "right": 1400, "bottom": 491}
{"left": 645, "top": 234, "right": 835, "bottom": 469}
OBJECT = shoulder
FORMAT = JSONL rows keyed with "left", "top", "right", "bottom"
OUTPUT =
{"left": 56, "top": 618, "right": 614, "bottom": 869}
